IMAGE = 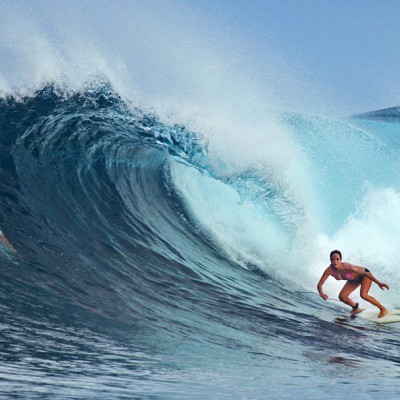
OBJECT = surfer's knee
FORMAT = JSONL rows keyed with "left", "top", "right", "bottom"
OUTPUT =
{"left": 338, "top": 293, "right": 347, "bottom": 302}
{"left": 360, "top": 293, "right": 371, "bottom": 301}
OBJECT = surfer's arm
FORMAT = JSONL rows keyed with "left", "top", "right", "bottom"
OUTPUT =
{"left": 345, "top": 263, "right": 389, "bottom": 290}
{"left": 317, "top": 268, "right": 331, "bottom": 300}
{"left": 361, "top": 268, "right": 389, "bottom": 290}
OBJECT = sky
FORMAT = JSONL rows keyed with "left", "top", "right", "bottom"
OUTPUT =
{"left": 186, "top": 0, "right": 400, "bottom": 115}
{"left": 1, "top": 0, "right": 400, "bottom": 116}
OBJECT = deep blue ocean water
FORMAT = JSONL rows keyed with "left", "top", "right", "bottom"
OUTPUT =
{"left": 1, "top": 84, "right": 400, "bottom": 399}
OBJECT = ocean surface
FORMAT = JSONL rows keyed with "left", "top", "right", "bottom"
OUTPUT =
{"left": 1, "top": 84, "right": 400, "bottom": 399}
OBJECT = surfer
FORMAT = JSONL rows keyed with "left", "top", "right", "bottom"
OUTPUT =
{"left": 317, "top": 250, "right": 389, "bottom": 318}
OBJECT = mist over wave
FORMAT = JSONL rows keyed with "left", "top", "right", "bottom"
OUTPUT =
{"left": 0, "top": 0, "right": 341, "bottom": 116}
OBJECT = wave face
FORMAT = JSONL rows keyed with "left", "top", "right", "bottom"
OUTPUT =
{"left": 1, "top": 84, "right": 400, "bottom": 399}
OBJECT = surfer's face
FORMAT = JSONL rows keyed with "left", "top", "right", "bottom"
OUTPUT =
{"left": 330, "top": 254, "right": 341, "bottom": 266}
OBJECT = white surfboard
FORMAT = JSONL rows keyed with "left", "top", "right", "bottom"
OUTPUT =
{"left": 357, "top": 309, "right": 400, "bottom": 324}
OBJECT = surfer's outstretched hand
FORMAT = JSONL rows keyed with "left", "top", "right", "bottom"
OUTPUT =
{"left": 320, "top": 294, "right": 328, "bottom": 300}
{"left": 379, "top": 283, "right": 389, "bottom": 290}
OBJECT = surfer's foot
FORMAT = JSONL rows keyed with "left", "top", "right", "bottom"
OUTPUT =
{"left": 350, "top": 307, "right": 362, "bottom": 315}
{"left": 378, "top": 309, "right": 388, "bottom": 318}
{"left": 350, "top": 302, "right": 362, "bottom": 315}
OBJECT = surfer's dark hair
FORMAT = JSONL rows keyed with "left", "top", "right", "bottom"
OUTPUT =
{"left": 330, "top": 250, "right": 342, "bottom": 260}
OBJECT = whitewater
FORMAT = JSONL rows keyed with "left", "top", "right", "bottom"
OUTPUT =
{"left": 2, "top": 2, "right": 400, "bottom": 399}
